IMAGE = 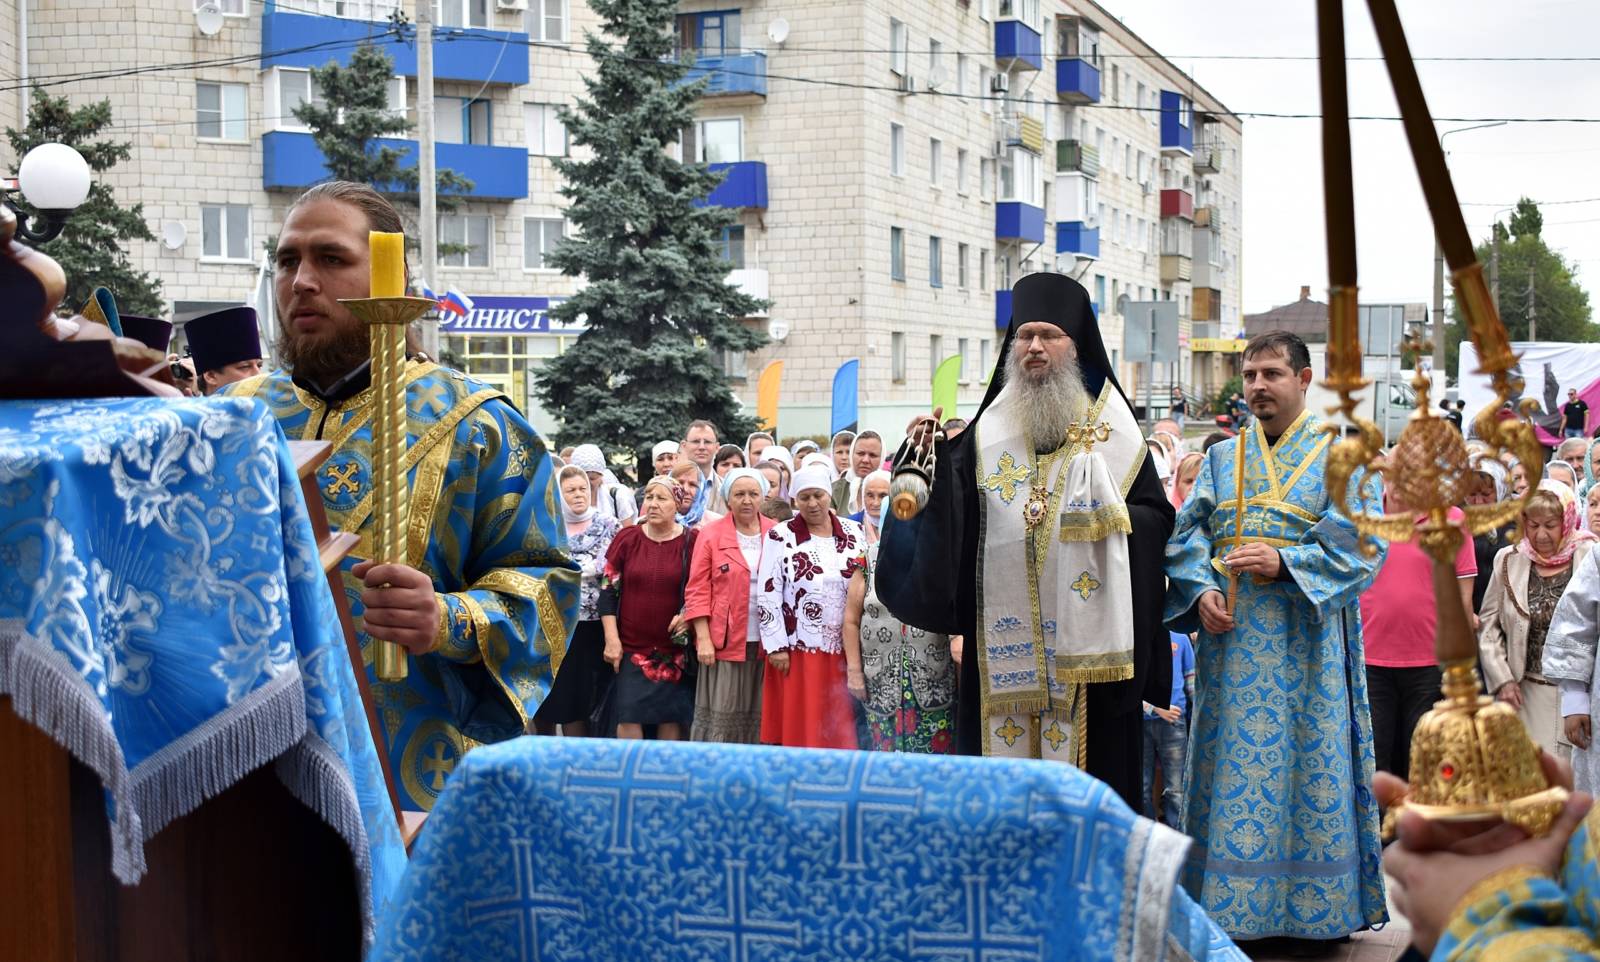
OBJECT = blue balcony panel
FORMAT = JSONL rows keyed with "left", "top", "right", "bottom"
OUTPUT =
{"left": 263, "top": 130, "right": 528, "bottom": 200}
{"left": 995, "top": 288, "right": 1013, "bottom": 329}
{"left": 683, "top": 51, "right": 767, "bottom": 99}
{"left": 261, "top": 10, "right": 528, "bottom": 87}
{"left": 995, "top": 202, "right": 1045, "bottom": 244}
{"left": 994, "top": 21, "right": 1043, "bottom": 72}
{"left": 695, "top": 161, "right": 768, "bottom": 210}
{"left": 1056, "top": 222, "right": 1100, "bottom": 260}
{"left": 1056, "top": 57, "right": 1100, "bottom": 103}
{"left": 1160, "top": 90, "right": 1195, "bottom": 155}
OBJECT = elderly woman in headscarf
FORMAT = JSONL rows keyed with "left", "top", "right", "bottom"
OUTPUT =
{"left": 533, "top": 465, "right": 621, "bottom": 736}
{"left": 682, "top": 467, "right": 776, "bottom": 743}
{"left": 792, "top": 439, "right": 822, "bottom": 466}
{"left": 1547, "top": 459, "right": 1581, "bottom": 492}
{"left": 1479, "top": 479, "right": 1599, "bottom": 757}
{"left": 1579, "top": 438, "right": 1600, "bottom": 501}
{"left": 754, "top": 458, "right": 794, "bottom": 522}
{"left": 848, "top": 469, "right": 892, "bottom": 544}
{"left": 707, "top": 444, "right": 746, "bottom": 515}
{"left": 755, "top": 464, "right": 865, "bottom": 749}
{"left": 570, "top": 443, "right": 637, "bottom": 524}
{"left": 1467, "top": 456, "right": 1513, "bottom": 613}
{"left": 668, "top": 458, "right": 722, "bottom": 531}
{"left": 1169, "top": 452, "right": 1204, "bottom": 510}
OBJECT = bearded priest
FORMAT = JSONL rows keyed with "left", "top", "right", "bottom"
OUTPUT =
{"left": 876, "top": 271, "right": 1175, "bottom": 808}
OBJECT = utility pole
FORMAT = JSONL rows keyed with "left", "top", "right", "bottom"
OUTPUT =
{"left": 1527, "top": 266, "right": 1536, "bottom": 342}
{"left": 1490, "top": 230, "right": 1500, "bottom": 315}
{"left": 417, "top": 0, "right": 439, "bottom": 361}
{"left": 1432, "top": 239, "right": 1444, "bottom": 376}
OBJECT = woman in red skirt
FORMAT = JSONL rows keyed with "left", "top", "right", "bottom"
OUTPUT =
{"left": 755, "top": 464, "right": 865, "bottom": 748}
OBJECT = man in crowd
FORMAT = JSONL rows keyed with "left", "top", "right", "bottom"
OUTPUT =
{"left": 1164, "top": 330, "right": 1386, "bottom": 951}
{"left": 877, "top": 271, "right": 1175, "bottom": 808}
{"left": 224, "top": 181, "right": 578, "bottom": 811}
{"left": 1562, "top": 387, "right": 1590, "bottom": 439}
{"left": 1556, "top": 435, "right": 1588, "bottom": 477}
{"left": 831, "top": 430, "right": 883, "bottom": 514}
{"left": 184, "top": 305, "right": 264, "bottom": 395}
{"left": 681, "top": 420, "right": 719, "bottom": 516}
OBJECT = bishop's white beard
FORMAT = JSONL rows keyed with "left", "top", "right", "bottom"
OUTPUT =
{"left": 1006, "top": 345, "right": 1091, "bottom": 453}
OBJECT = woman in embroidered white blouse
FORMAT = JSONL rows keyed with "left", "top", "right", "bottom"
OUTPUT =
{"left": 756, "top": 465, "right": 865, "bottom": 749}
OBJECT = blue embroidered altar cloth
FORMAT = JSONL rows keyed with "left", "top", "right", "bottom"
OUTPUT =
{"left": 373, "top": 739, "right": 1243, "bottom": 961}
{"left": 0, "top": 396, "right": 406, "bottom": 946}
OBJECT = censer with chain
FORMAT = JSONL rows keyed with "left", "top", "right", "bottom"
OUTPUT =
{"left": 1317, "top": 0, "right": 1567, "bottom": 837}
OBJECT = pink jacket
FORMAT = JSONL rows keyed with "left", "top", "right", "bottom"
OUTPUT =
{"left": 683, "top": 513, "right": 776, "bottom": 662}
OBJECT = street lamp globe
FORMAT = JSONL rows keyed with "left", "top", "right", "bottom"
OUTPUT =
{"left": 18, "top": 143, "right": 91, "bottom": 212}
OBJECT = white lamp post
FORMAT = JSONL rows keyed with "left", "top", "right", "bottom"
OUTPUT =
{"left": 4, "top": 142, "right": 92, "bottom": 244}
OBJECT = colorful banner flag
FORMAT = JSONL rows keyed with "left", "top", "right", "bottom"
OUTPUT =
{"left": 830, "top": 359, "right": 859, "bottom": 435}
{"left": 932, "top": 354, "right": 962, "bottom": 419}
{"left": 756, "top": 360, "right": 784, "bottom": 433}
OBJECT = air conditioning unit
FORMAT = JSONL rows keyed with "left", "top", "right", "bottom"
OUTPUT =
{"left": 1140, "top": 178, "right": 1153, "bottom": 194}
{"left": 897, "top": 73, "right": 918, "bottom": 95}
{"left": 495, "top": 0, "right": 527, "bottom": 9}
{"left": 990, "top": 73, "right": 1009, "bottom": 94}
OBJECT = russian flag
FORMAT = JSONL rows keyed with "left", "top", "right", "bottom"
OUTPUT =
{"left": 440, "top": 289, "right": 474, "bottom": 317}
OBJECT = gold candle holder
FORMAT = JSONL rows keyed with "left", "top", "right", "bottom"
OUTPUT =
{"left": 340, "top": 295, "right": 435, "bottom": 681}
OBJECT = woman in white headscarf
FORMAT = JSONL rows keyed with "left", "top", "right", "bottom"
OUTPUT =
{"left": 745, "top": 432, "right": 774, "bottom": 467}
{"left": 848, "top": 469, "right": 892, "bottom": 544}
{"left": 571, "top": 443, "right": 637, "bottom": 524}
{"left": 755, "top": 464, "right": 865, "bottom": 749}
{"left": 683, "top": 468, "right": 776, "bottom": 743}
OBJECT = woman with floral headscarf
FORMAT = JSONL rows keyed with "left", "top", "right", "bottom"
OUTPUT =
{"left": 1580, "top": 437, "right": 1600, "bottom": 501}
{"left": 669, "top": 459, "right": 722, "bottom": 531}
{"left": 1479, "top": 480, "right": 1598, "bottom": 757}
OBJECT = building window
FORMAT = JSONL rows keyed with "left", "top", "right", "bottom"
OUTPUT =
{"left": 892, "top": 331, "right": 907, "bottom": 382}
{"left": 929, "top": 138, "right": 942, "bottom": 186}
{"left": 719, "top": 225, "right": 745, "bottom": 269}
{"left": 956, "top": 53, "right": 969, "bottom": 96}
{"left": 980, "top": 338, "right": 991, "bottom": 380}
{"left": 269, "top": 67, "right": 324, "bottom": 131}
{"left": 929, "top": 236, "right": 943, "bottom": 288}
{"left": 930, "top": 334, "right": 943, "bottom": 377}
{"left": 681, "top": 117, "right": 742, "bottom": 163}
{"left": 958, "top": 242, "right": 969, "bottom": 288}
{"left": 437, "top": 0, "right": 488, "bottom": 29}
{"left": 677, "top": 10, "right": 741, "bottom": 56}
{"left": 437, "top": 97, "right": 492, "bottom": 145}
{"left": 524, "top": 103, "right": 567, "bottom": 157}
{"left": 217, "top": 0, "right": 245, "bottom": 13}
{"left": 929, "top": 37, "right": 944, "bottom": 86}
{"left": 979, "top": 157, "right": 993, "bottom": 199}
{"left": 980, "top": 67, "right": 993, "bottom": 114}
{"left": 958, "top": 337, "right": 971, "bottom": 381}
{"left": 196, "top": 82, "right": 246, "bottom": 141}
{"left": 956, "top": 148, "right": 969, "bottom": 195}
{"left": 980, "top": 249, "right": 989, "bottom": 289}
{"left": 722, "top": 349, "right": 748, "bottom": 381}
{"left": 277, "top": 0, "right": 397, "bottom": 20}
{"left": 440, "top": 213, "right": 492, "bottom": 268}
{"left": 889, "top": 18, "right": 908, "bottom": 75}
{"left": 890, "top": 227, "right": 906, "bottom": 281}
{"left": 998, "top": 147, "right": 1041, "bottom": 206}
{"left": 526, "top": 0, "right": 567, "bottom": 41}
{"left": 890, "top": 123, "right": 905, "bottom": 176}
{"left": 1094, "top": 273, "right": 1106, "bottom": 309}
{"left": 523, "top": 217, "right": 564, "bottom": 270}
{"left": 200, "top": 204, "right": 251, "bottom": 261}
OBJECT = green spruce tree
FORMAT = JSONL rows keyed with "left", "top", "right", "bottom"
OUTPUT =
{"left": 6, "top": 88, "right": 163, "bottom": 316}
{"left": 296, "top": 42, "right": 473, "bottom": 229}
{"left": 536, "top": 0, "right": 768, "bottom": 469}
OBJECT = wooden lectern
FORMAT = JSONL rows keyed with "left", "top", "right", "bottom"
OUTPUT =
{"left": 0, "top": 441, "right": 406, "bottom": 961}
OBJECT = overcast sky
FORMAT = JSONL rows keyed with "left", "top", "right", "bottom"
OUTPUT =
{"left": 1101, "top": 0, "right": 1600, "bottom": 315}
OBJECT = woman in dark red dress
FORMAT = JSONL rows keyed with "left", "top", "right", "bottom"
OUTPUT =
{"left": 600, "top": 476, "right": 698, "bottom": 739}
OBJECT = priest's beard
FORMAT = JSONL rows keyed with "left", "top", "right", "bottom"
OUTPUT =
{"left": 1007, "top": 345, "right": 1091, "bottom": 453}
{"left": 276, "top": 313, "right": 370, "bottom": 389}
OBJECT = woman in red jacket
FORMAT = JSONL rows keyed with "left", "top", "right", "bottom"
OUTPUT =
{"left": 684, "top": 468, "right": 777, "bottom": 743}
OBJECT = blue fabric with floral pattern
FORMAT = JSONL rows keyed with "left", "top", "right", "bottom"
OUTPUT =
{"left": 0, "top": 396, "right": 406, "bottom": 947}
{"left": 372, "top": 738, "right": 1245, "bottom": 962}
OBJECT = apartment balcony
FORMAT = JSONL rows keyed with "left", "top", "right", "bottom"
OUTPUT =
{"left": 262, "top": 130, "right": 528, "bottom": 199}
{"left": 1056, "top": 57, "right": 1100, "bottom": 104}
{"left": 682, "top": 50, "right": 767, "bottom": 103}
{"left": 995, "top": 288, "right": 1013, "bottom": 328}
{"left": 729, "top": 268, "right": 769, "bottom": 317}
{"left": 1160, "top": 188, "right": 1194, "bottom": 221}
{"left": 994, "top": 20, "right": 1043, "bottom": 72}
{"left": 694, "top": 161, "right": 769, "bottom": 210}
{"left": 261, "top": 9, "right": 529, "bottom": 86}
{"left": 1160, "top": 90, "right": 1195, "bottom": 156}
{"left": 995, "top": 202, "right": 1045, "bottom": 244}
{"left": 1194, "top": 141, "right": 1224, "bottom": 174}
{"left": 1194, "top": 286, "right": 1222, "bottom": 322}
{"left": 1160, "top": 254, "right": 1193, "bottom": 284}
{"left": 1056, "top": 222, "right": 1099, "bottom": 261}
{"left": 1194, "top": 205, "right": 1221, "bottom": 229}
{"left": 1055, "top": 140, "right": 1099, "bottom": 177}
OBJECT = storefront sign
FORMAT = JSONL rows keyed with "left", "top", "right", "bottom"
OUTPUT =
{"left": 1192, "top": 337, "right": 1246, "bottom": 353}
{"left": 438, "top": 296, "right": 583, "bottom": 335}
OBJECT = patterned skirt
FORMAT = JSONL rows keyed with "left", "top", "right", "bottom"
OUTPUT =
{"left": 691, "top": 642, "right": 764, "bottom": 744}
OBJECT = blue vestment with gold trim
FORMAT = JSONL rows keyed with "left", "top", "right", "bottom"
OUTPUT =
{"left": 226, "top": 361, "right": 579, "bottom": 810}
{"left": 1164, "top": 412, "right": 1388, "bottom": 939}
